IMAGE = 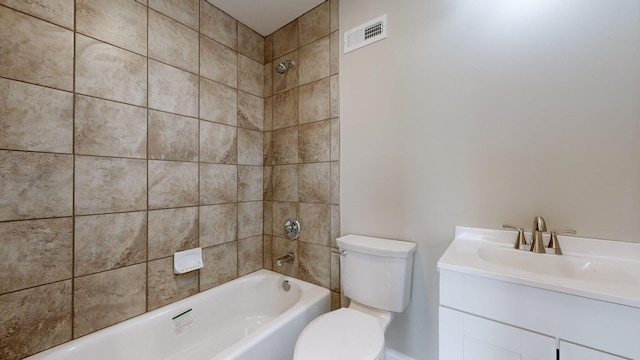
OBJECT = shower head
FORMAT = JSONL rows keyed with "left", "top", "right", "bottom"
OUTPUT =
{"left": 275, "top": 59, "right": 296, "bottom": 74}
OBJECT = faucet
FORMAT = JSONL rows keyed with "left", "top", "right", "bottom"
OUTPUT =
{"left": 530, "top": 216, "right": 547, "bottom": 253}
{"left": 276, "top": 252, "right": 295, "bottom": 267}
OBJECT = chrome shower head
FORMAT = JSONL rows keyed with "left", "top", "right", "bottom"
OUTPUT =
{"left": 275, "top": 59, "right": 295, "bottom": 74}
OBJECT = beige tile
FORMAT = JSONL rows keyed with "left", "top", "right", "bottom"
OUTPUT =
{"left": 200, "top": 1, "right": 237, "bottom": 50}
{"left": 0, "top": 6, "right": 73, "bottom": 91}
{"left": 330, "top": 31, "right": 339, "bottom": 75}
{"left": 238, "top": 55, "right": 264, "bottom": 97}
{"left": 76, "top": 0, "right": 147, "bottom": 55}
{"left": 299, "top": 2, "right": 330, "bottom": 46}
{"left": 299, "top": 203, "right": 330, "bottom": 246}
{"left": 264, "top": 34, "right": 273, "bottom": 64}
{"left": 199, "top": 203, "right": 237, "bottom": 247}
{"left": 331, "top": 118, "right": 340, "bottom": 161}
{"left": 299, "top": 78, "right": 331, "bottom": 124}
{"left": 0, "top": 218, "right": 72, "bottom": 294}
{"left": 238, "top": 201, "right": 263, "bottom": 239}
{"left": 264, "top": 201, "right": 273, "bottom": 235}
{"left": 199, "top": 163, "right": 238, "bottom": 204}
{"left": 238, "top": 91, "right": 264, "bottom": 131}
{"left": 200, "top": 35, "right": 237, "bottom": 88}
{"left": 272, "top": 20, "right": 298, "bottom": 59}
{"left": 148, "top": 207, "right": 199, "bottom": 260}
{"left": 75, "top": 212, "right": 147, "bottom": 277}
{"left": 271, "top": 127, "right": 299, "bottom": 165}
{"left": 200, "top": 242, "right": 238, "bottom": 290}
{"left": 200, "top": 121, "right": 237, "bottom": 164}
{"left": 0, "top": 78, "right": 72, "bottom": 153}
{"left": 299, "top": 37, "right": 330, "bottom": 85}
{"left": 331, "top": 291, "right": 341, "bottom": 311}
{"left": 149, "top": 0, "right": 198, "bottom": 30}
{"left": 299, "top": 120, "right": 330, "bottom": 163}
{"left": 74, "top": 156, "right": 147, "bottom": 215}
{"left": 0, "top": 281, "right": 72, "bottom": 360}
{"left": 200, "top": 77, "right": 237, "bottom": 126}
{"left": 238, "top": 235, "right": 263, "bottom": 276}
{"left": 238, "top": 24, "right": 264, "bottom": 64}
{"left": 149, "top": 10, "right": 199, "bottom": 73}
{"left": 238, "top": 166, "right": 263, "bottom": 201}
{"left": 273, "top": 88, "right": 299, "bottom": 130}
{"left": 271, "top": 165, "right": 299, "bottom": 202}
{"left": 331, "top": 161, "right": 340, "bottom": 205}
{"left": 149, "top": 161, "right": 199, "bottom": 209}
{"left": 263, "top": 235, "right": 273, "bottom": 270}
{"left": 263, "top": 165, "right": 273, "bottom": 199}
{"left": 264, "top": 63, "right": 273, "bottom": 98}
{"left": 238, "top": 128, "right": 263, "bottom": 165}
{"left": 76, "top": 34, "right": 147, "bottom": 106}
{"left": 299, "top": 242, "right": 330, "bottom": 288}
{"left": 74, "top": 95, "right": 147, "bottom": 159}
{"left": 272, "top": 237, "right": 298, "bottom": 277}
{"left": 264, "top": 96, "right": 273, "bottom": 131}
{"left": 273, "top": 51, "right": 299, "bottom": 94}
{"left": 73, "top": 264, "right": 146, "bottom": 337}
{"left": 0, "top": 151, "right": 72, "bottom": 221}
{"left": 149, "top": 60, "right": 198, "bottom": 117}
{"left": 148, "top": 110, "right": 199, "bottom": 161}
{"left": 331, "top": 204, "right": 340, "bottom": 248}
{"left": 0, "top": 0, "right": 74, "bottom": 29}
{"left": 263, "top": 132, "right": 273, "bottom": 166}
{"left": 147, "top": 257, "right": 199, "bottom": 311}
{"left": 331, "top": 74, "right": 340, "bottom": 118}
{"left": 299, "top": 162, "right": 331, "bottom": 203}
{"left": 136, "top": 0, "right": 147, "bottom": 5}
{"left": 272, "top": 201, "right": 297, "bottom": 238}
{"left": 330, "top": 0, "right": 339, "bottom": 33}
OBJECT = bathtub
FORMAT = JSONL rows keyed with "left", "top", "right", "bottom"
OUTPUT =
{"left": 27, "top": 269, "right": 330, "bottom": 360}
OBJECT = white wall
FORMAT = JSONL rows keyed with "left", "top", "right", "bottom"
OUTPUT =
{"left": 339, "top": 1, "right": 640, "bottom": 358}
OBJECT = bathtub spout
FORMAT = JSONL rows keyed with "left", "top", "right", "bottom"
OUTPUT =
{"left": 276, "top": 252, "right": 295, "bottom": 267}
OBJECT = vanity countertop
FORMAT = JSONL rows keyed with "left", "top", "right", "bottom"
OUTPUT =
{"left": 438, "top": 226, "right": 640, "bottom": 308}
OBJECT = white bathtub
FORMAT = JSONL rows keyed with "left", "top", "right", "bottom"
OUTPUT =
{"left": 27, "top": 270, "right": 330, "bottom": 360}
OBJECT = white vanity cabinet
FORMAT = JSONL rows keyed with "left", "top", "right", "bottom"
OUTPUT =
{"left": 438, "top": 226, "right": 640, "bottom": 360}
{"left": 560, "top": 341, "right": 626, "bottom": 360}
{"left": 440, "top": 306, "right": 556, "bottom": 360}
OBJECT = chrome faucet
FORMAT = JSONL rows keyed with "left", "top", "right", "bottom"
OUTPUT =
{"left": 276, "top": 252, "right": 295, "bottom": 267}
{"left": 530, "top": 216, "right": 547, "bottom": 253}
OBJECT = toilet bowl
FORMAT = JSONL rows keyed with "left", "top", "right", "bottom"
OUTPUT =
{"left": 293, "top": 235, "right": 416, "bottom": 360}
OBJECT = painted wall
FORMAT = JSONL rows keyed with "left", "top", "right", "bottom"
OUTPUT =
{"left": 339, "top": 0, "right": 640, "bottom": 358}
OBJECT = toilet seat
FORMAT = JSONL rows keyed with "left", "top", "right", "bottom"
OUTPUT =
{"left": 294, "top": 308, "right": 385, "bottom": 360}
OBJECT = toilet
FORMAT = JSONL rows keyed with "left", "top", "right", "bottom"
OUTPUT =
{"left": 294, "top": 234, "right": 417, "bottom": 360}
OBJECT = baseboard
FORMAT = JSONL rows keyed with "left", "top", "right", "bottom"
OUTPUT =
{"left": 385, "top": 348, "right": 416, "bottom": 360}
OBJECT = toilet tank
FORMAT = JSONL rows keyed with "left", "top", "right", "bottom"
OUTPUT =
{"left": 337, "top": 235, "right": 417, "bottom": 312}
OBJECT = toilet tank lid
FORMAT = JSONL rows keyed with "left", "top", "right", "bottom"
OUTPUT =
{"left": 337, "top": 235, "right": 417, "bottom": 258}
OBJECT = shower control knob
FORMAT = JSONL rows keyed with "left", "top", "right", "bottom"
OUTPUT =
{"left": 284, "top": 218, "right": 301, "bottom": 240}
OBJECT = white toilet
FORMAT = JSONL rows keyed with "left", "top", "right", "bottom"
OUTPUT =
{"left": 294, "top": 234, "right": 417, "bottom": 360}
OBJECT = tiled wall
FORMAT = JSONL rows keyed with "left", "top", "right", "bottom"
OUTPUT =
{"left": 1, "top": 0, "right": 339, "bottom": 358}
{"left": 0, "top": 0, "right": 266, "bottom": 358}
{"left": 263, "top": 0, "right": 342, "bottom": 310}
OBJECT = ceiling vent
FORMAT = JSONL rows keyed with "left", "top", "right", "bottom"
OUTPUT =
{"left": 344, "top": 14, "right": 387, "bottom": 54}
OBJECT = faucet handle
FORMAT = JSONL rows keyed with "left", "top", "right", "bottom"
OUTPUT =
{"left": 547, "top": 230, "right": 576, "bottom": 255}
{"left": 503, "top": 225, "right": 527, "bottom": 250}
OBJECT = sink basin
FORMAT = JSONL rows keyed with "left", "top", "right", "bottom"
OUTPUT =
{"left": 438, "top": 226, "right": 640, "bottom": 308}
{"left": 477, "top": 247, "right": 638, "bottom": 287}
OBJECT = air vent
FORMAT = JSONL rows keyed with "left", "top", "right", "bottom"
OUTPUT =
{"left": 344, "top": 14, "right": 387, "bottom": 54}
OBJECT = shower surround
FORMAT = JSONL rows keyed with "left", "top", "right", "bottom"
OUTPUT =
{"left": 0, "top": 0, "right": 340, "bottom": 358}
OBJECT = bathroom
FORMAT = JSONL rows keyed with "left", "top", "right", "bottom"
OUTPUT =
{"left": 1, "top": 0, "right": 639, "bottom": 359}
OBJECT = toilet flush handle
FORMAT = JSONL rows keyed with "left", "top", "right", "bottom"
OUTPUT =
{"left": 331, "top": 249, "right": 346, "bottom": 257}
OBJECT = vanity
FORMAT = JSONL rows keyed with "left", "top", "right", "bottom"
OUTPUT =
{"left": 438, "top": 226, "right": 640, "bottom": 360}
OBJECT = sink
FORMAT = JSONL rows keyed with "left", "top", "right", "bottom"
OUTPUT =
{"left": 477, "top": 246, "right": 638, "bottom": 286}
{"left": 438, "top": 226, "right": 640, "bottom": 308}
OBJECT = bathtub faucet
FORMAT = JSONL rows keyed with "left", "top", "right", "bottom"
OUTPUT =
{"left": 276, "top": 252, "right": 295, "bottom": 267}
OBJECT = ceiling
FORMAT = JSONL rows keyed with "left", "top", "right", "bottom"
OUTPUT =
{"left": 207, "top": 0, "right": 326, "bottom": 36}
